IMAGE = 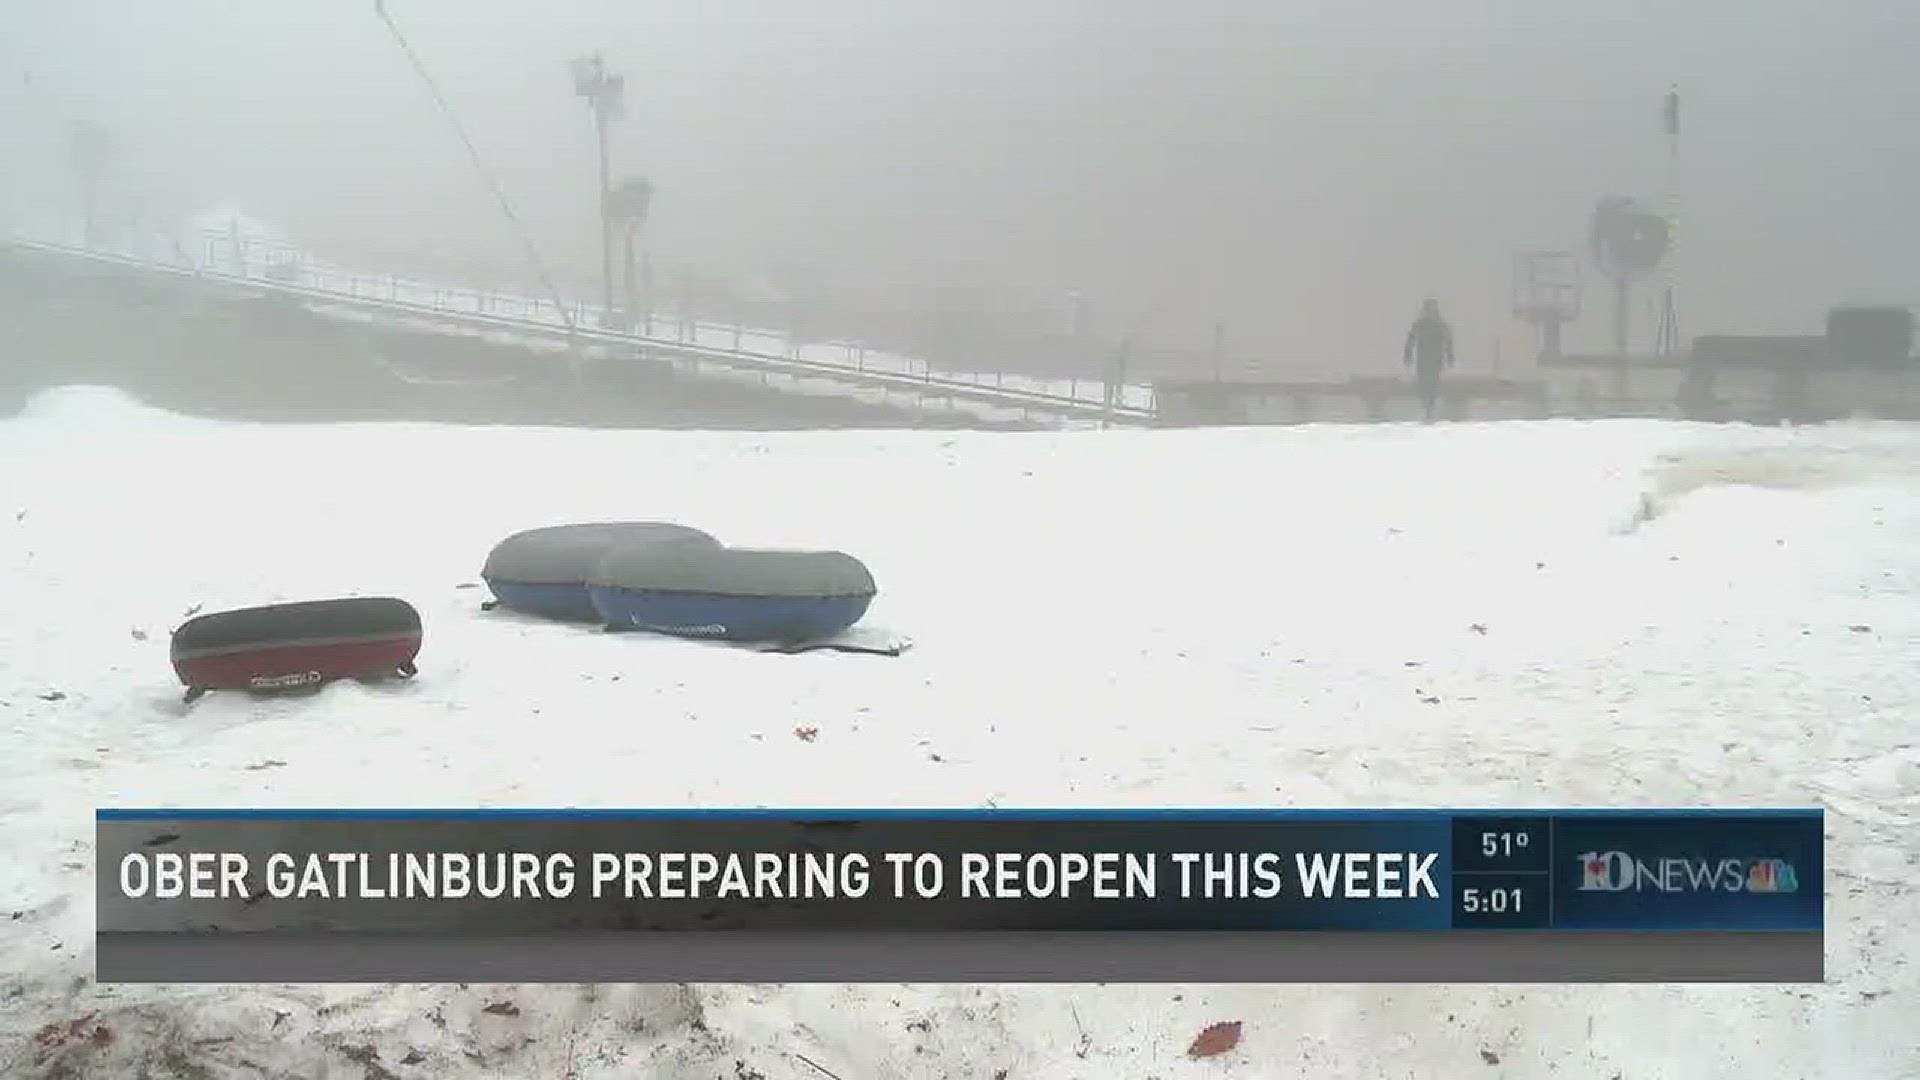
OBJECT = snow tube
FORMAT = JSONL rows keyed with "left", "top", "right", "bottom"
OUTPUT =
{"left": 588, "top": 547, "right": 877, "bottom": 643}
{"left": 482, "top": 522, "right": 718, "bottom": 621}
{"left": 171, "top": 597, "right": 422, "bottom": 704}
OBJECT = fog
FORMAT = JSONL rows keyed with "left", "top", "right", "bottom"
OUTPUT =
{"left": 6, "top": 0, "right": 1918, "bottom": 373}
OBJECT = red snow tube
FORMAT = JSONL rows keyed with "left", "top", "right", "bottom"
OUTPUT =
{"left": 170, "top": 597, "right": 423, "bottom": 704}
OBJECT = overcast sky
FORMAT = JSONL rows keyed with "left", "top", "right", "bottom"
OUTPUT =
{"left": 5, "top": 0, "right": 1917, "bottom": 370}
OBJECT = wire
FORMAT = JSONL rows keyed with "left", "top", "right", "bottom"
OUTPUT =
{"left": 372, "top": 0, "right": 578, "bottom": 335}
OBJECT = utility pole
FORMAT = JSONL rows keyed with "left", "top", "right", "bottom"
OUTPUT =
{"left": 1655, "top": 84, "right": 1682, "bottom": 358}
{"left": 571, "top": 53, "right": 626, "bottom": 324}
{"left": 609, "top": 175, "right": 652, "bottom": 332}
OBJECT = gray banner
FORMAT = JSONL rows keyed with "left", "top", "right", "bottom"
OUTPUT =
{"left": 97, "top": 816, "right": 1459, "bottom": 933}
{"left": 96, "top": 930, "right": 1823, "bottom": 983}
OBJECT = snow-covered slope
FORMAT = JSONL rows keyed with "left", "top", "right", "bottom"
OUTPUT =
{"left": 1, "top": 386, "right": 1914, "bottom": 1077}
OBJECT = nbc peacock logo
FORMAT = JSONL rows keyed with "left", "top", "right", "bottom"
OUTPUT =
{"left": 1746, "top": 858, "right": 1799, "bottom": 894}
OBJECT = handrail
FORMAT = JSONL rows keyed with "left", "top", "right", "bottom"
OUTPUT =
{"left": 6, "top": 234, "right": 1157, "bottom": 424}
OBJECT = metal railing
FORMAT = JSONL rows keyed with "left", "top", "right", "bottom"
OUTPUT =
{"left": 9, "top": 224, "right": 1158, "bottom": 426}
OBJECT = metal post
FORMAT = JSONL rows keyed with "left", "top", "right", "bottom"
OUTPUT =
{"left": 620, "top": 220, "right": 636, "bottom": 333}
{"left": 1657, "top": 85, "right": 1682, "bottom": 359}
{"left": 680, "top": 266, "right": 693, "bottom": 343}
{"left": 573, "top": 53, "right": 625, "bottom": 326}
{"left": 1070, "top": 289, "right": 1089, "bottom": 386}
{"left": 597, "top": 107, "right": 613, "bottom": 320}
{"left": 1613, "top": 277, "right": 1632, "bottom": 403}
{"left": 1105, "top": 343, "right": 1119, "bottom": 425}
{"left": 642, "top": 249, "right": 654, "bottom": 337}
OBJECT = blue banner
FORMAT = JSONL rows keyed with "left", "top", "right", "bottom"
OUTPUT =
{"left": 96, "top": 807, "right": 1822, "bottom": 933}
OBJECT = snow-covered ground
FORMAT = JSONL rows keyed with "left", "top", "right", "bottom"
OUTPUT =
{"left": 1, "top": 386, "right": 1915, "bottom": 1077}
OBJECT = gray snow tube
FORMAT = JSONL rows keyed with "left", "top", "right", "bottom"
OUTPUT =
{"left": 482, "top": 522, "right": 719, "bottom": 621}
{"left": 588, "top": 546, "right": 878, "bottom": 642}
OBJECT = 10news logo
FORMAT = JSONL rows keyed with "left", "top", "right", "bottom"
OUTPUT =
{"left": 1577, "top": 851, "right": 1799, "bottom": 894}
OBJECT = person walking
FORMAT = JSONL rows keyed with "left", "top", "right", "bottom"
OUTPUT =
{"left": 1403, "top": 298, "right": 1456, "bottom": 421}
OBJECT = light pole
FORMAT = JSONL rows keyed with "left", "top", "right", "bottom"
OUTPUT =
{"left": 571, "top": 53, "right": 625, "bottom": 323}
{"left": 1655, "top": 85, "right": 1682, "bottom": 359}
{"left": 609, "top": 175, "right": 653, "bottom": 331}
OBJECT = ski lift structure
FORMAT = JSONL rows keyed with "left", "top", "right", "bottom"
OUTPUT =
{"left": 1513, "top": 250, "right": 1582, "bottom": 362}
{"left": 608, "top": 175, "right": 652, "bottom": 331}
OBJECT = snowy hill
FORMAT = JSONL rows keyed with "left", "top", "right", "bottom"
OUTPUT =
{"left": 0, "top": 387, "right": 1914, "bottom": 1077}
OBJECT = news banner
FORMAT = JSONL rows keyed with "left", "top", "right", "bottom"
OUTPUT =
{"left": 96, "top": 809, "right": 1822, "bottom": 982}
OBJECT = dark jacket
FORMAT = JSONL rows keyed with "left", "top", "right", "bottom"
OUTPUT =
{"left": 1404, "top": 314, "right": 1455, "bottom": 370}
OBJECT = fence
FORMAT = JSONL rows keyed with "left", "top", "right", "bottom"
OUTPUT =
{"left": 9, "top": 219, "right": 1160, "bottom": 427}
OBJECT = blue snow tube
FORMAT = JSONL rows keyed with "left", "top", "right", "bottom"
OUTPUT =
{"left": 588, "top": 546, "right": 877, "bottom": 643}
{"left": 482, "top": 522, "right": 718, "bottom": 621}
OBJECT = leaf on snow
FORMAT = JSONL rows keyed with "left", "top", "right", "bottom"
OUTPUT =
{"left": 1187, "top": 1020, "right": 1242, "bottom": 1058}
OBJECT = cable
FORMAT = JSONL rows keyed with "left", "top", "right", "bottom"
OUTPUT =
{"left": 372, "top": 0, "right": 578, "bottom": 335}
